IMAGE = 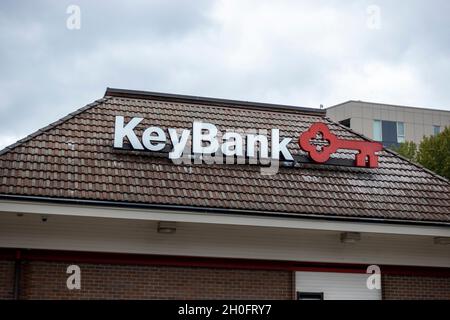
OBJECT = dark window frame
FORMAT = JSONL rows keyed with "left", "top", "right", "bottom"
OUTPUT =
{"left": 339, "top": 118, "right": 351, "bottom": 128}
{"left": 296, "top": 292, "right": 324, "bottom": 300}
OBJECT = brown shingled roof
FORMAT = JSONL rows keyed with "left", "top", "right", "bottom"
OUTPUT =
{"left": 1, "top": 88, "right": 449, "bottom": 223}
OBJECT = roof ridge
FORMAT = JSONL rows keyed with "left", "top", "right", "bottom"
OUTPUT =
{"left": 384, "top": 147, "right": 450, "bottom": 184}
{"left": 325, "top": 116, "right": 450, "bottom": 184}
{"left": 104, "top": 87, "right": 326, "bottom": 116}
{"left": 0, "top": 97, "right": 111, "bottom": 157}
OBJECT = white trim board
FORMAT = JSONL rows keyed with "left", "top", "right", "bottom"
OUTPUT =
{"left": 1, "top": 199, "right": 449, "bottom": 237}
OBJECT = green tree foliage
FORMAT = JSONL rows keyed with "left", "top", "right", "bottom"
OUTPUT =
{"left": 391, "top": 141, "right": 417, "bottom": 162}
{"left": 416, "top": 126, "right": 450, "bottom": 180}
{"left": 391, "top": 127, "right": 449, "bottom": 179}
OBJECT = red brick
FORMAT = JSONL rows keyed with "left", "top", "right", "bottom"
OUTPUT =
{"left": 382, "top": 274, "right": 450, "bottom": 300}
{"left": 0, "top": 261, "right": 14, "bottom": 299}
{"left": 16, "top": 260, "right": 293, "bottom": 300}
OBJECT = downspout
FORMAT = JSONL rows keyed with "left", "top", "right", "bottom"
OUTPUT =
{"left": 13, "top": 249, "right": 22, "bottom": 300}
{"left": 292, "top": 271, "right": 296, "bottom": 300}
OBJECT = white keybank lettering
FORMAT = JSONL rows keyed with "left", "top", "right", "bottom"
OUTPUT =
{"left": 114, "top": 116, "right": 293, "bottom": 161}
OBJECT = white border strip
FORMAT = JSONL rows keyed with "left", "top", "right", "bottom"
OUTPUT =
{"left": 1, "top": 199, "right": 449, "bottom": 237}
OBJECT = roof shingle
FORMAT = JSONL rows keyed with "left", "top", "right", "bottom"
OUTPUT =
{"left": 0, "top": 89, "right": 449, "bottom": 223}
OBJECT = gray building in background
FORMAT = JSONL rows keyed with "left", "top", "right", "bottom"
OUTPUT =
{"left": 326, "top": 101, "right": 450, "bottom": 147}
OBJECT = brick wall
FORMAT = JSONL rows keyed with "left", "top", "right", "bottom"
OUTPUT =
{"left": 0, "top": 261, "right": 14, "bottom": 299}
{"left": 17, "top": 261, "right": 293, "bottom": 300}
{"left": 382, "top": 274, "right": 450, "bottom": 300}
{"left": 3, "top": 258, "right": 450, "bottom": 300}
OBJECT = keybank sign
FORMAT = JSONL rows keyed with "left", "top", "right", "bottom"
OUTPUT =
{"left": 113, "top": 116, "right": 383, "bottom": 168}
{"left": 113, "top": 116, "right": 293, "bottom": 161}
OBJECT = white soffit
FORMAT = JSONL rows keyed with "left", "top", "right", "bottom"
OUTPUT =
{"left": 0, "top": 199, "right": 449, "bottom": 237}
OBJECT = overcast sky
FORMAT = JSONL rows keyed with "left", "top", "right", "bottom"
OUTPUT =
{"left": 1, "top": 0, "right": 449, "bottom": 149}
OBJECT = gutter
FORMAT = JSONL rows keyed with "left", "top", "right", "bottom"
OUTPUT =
{"left": 13, "top": 249, "right": 22, "bottom": 300}
{"left": 1, "top": 194, "right": 449, "bottom": 228}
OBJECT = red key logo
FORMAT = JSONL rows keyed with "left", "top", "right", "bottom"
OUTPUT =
{"left": 299, "top": 122, "right": 383, "bottom": 168}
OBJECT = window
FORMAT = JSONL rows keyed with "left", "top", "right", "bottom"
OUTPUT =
{"left": 397, "top": 122, "right": 405, "bottom": 143}
{"left": 433, "top": 125, "right": 441, "bottom": 135}
{"left": 297, "top": 292, "right": 324, "bottom": 300}
{"left": 339, "top": 118, "right": 351, "bottom": 128}
{"left": 373, "top": 120, "right": 382, "bottom": 141}
{"left": 374, "top": 120, "right": 405, "bottom": 146}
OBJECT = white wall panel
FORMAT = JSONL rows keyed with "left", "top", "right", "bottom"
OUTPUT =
{"left": 0, "top": 213, "right": 449, "bottom": 267}
{"left": 296, "top": 272, "right": 381, "bottom": 300}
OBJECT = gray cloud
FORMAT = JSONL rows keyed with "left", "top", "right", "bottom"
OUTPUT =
{"left": 0, "top": 0, "right": 449, "bottom": 148}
